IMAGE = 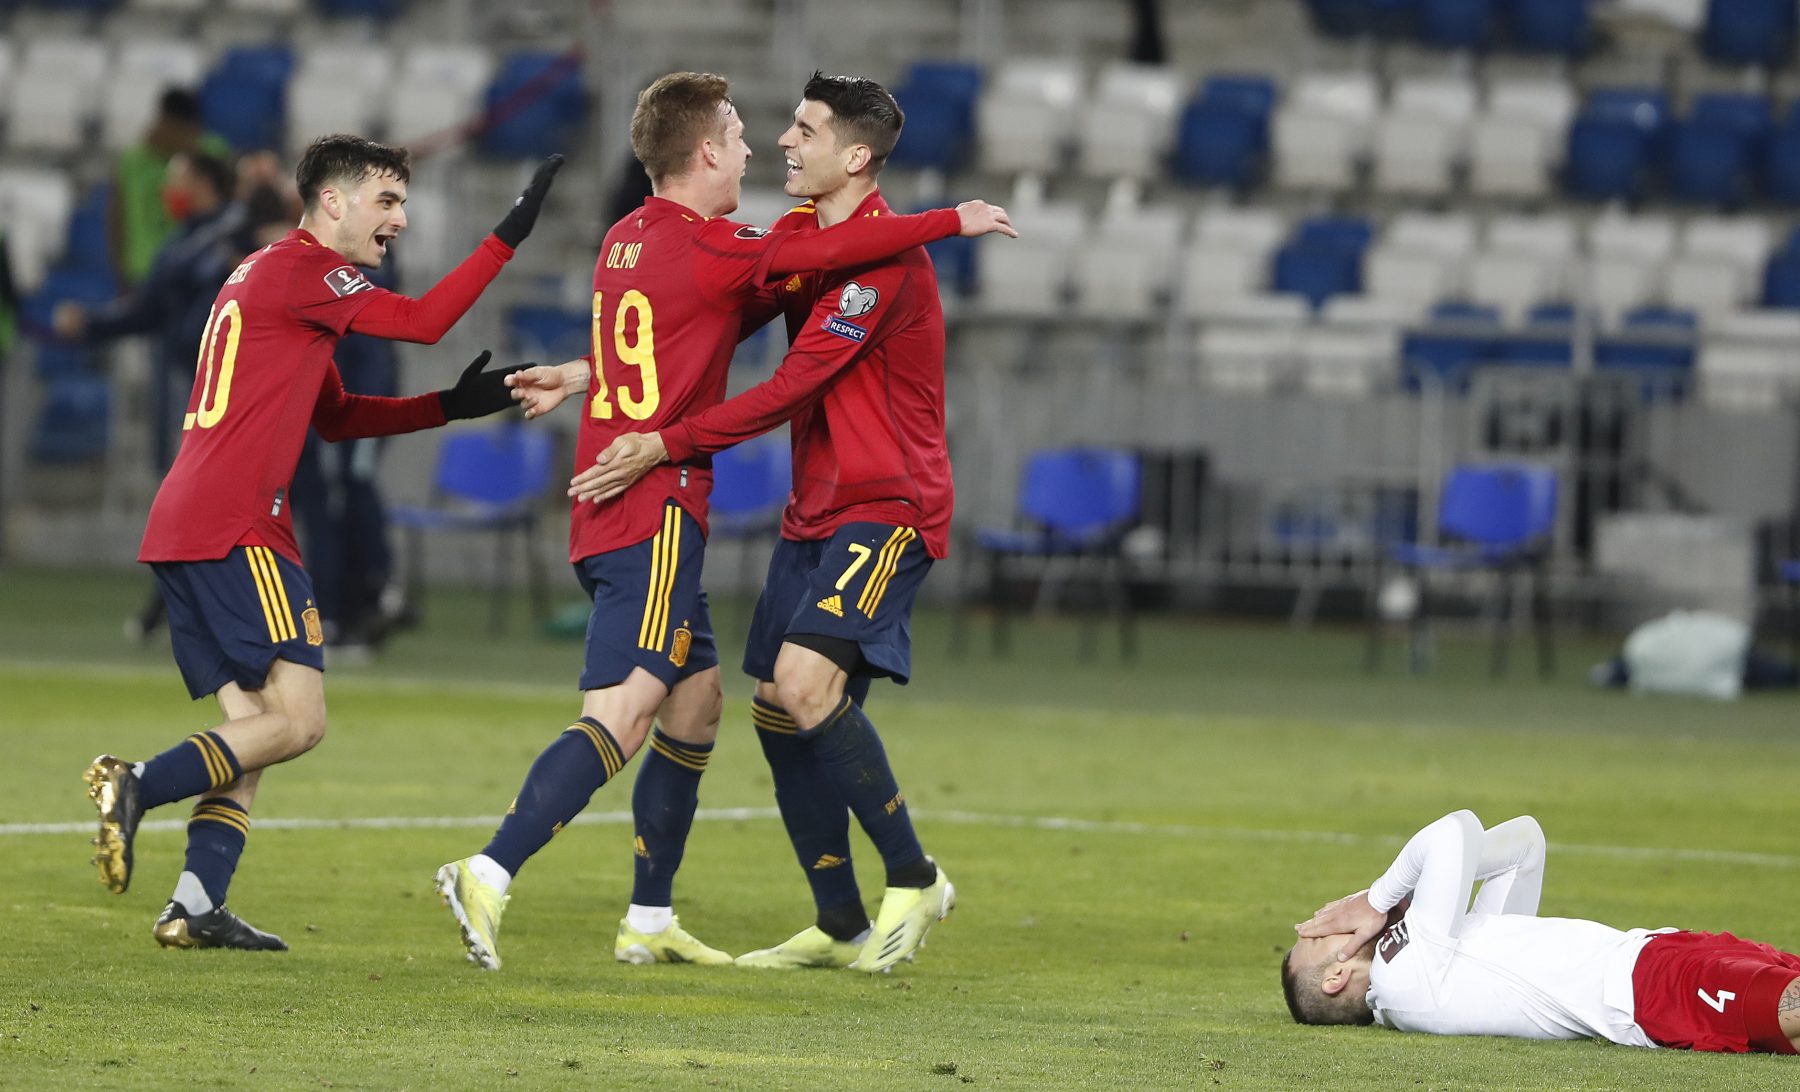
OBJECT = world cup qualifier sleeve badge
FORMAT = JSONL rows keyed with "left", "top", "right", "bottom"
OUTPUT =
{"left": 820, "top": 281, "right": 879, "bottom": 343}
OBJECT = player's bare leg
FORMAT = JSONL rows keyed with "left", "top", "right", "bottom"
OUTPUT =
{"left": 615, "top": 668, "right": 731, "bottom": 966}
{"left": 1779, "top": 977, "right": 1800, "bottom": 1049}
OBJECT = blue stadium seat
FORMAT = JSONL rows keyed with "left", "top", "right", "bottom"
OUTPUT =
{"left": 1764, "top": 109, "right": 1800, "bottom": 203}
{"left": 1368, "top": 461, "right": 1558, "bottom": 677}
{"left": 201, "top": 45, "right": 295, "bottom": 152}
{"left": 315, "top": 0, "right": 407, "bottom": 16}
{"left": 1401, "top": 302, "right": 1502, "bottom": 390}
{"left": 391, "top": 425, "right": 556, "bottom": 633}
{"left": 1703, "top": 0, "right": 1797, "bottom": 68}
{"left": 1419, "top": 0, "right": 1496, "bottom": 50}
{"left": 30, "top": 376, "right": 111, "bottom": 463}
{"left": 1596, "top": 306, "right": 1696, "bottom": 398}
{"left": 891, "top": 61, "right": 981, "bottom": 172}
{"left": 25, "top": 267, "right": 117, "bottom": 377}
{"left": 924, "top": 233, "right": 977, "bottom": 297}
{"left": 1765, "top": 250, "right": 1800, "bottom": 308}
{"left": 1272, "top": 216, "right": 1373, "bottom": 308}
{"left": 1566, "top": 89, "right": 1669, "bottom": 201}
{"left": 63, "top": 184, "right": 115, "bottom": 278}
{"left": 1173, "top": 75, "right": 1278, "bottom": 188}
{"left": 1510, "top": 0, "right": 1589, "bottom": 54}
{"left": 480, "top": 51, "right": 586, "bottom": 159}
{"left": 1306, "top": 0, "right": 1420, "bottom": 38}
{"left": 1669, "top": 93, "right": 1772, "bottom": 206}
{"left": 507, "top": 305, "right": 591, "bottom": 363}
{"left": 708, "top": 434, "right": 791, "bottom": 540}
{"left": 1295, "top": 214, "right": 1375, "bottom": 254}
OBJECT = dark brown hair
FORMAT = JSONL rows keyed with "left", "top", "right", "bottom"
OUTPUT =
{"left": 295, "top": 135, "right": 411, "bottom": 212}
{"left": 802, "top": 71, "right": 904, "bottom": 175}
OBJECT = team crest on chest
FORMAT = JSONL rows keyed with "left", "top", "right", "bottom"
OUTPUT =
{"left": 837, "top": 281, "right": 879, "bottom": 318}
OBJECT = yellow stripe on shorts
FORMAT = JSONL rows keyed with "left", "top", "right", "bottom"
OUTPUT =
{"left": 857, "top": 527, "right": 916, "bottom": 617}
{"left": 638, "top": 505, "right": 680, "bottom": 652}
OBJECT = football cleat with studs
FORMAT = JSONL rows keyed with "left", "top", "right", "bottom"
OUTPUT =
{"left": 614, "top": 916, "right": 733, "bottom": 965}
{"left": 435, "top": 859, "right": 508, "bottom": 970}
{"left": 154, "top": 901, "right": 288, "bottom": 951}
{"left": 734, "top": 925, "right": 864, "bottom": 969}
{"left": 853, "top": 858, "right": 955, "bottom": 974}
{"left": 84, "top": 755, "right": 143, "bottom": 894}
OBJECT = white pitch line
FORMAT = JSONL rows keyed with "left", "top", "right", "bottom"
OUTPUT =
{"left": 5, "top": 808, "right": 1796, "bottom": 870}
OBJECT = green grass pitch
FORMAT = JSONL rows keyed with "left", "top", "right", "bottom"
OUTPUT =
{"left": 4, "top": 566, "right": 1800, "bottom": 1089}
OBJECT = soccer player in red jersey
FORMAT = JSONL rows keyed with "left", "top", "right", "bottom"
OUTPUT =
{"left": 1286, "top": 810, "right": 1800, "bottom": 1055}
{"left": 82, "top": 135, "right": 563, "bottom": 950}
{"left": 431, "top": 71, "right": 1012, "bottom": 971}
{"left": 576, "top": 73, "right": 1003, "bottom": 973}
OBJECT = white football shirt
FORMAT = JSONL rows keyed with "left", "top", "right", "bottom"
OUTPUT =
{"left": 1363, "top": 811, "right": 1671, "bottom": 1047}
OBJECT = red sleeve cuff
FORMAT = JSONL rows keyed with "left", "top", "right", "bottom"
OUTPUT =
{"left": 483, "top": 233, "right": 517, "bottom": 261}
{"left": 661, "top": 424, "right": 695, "bottom": 463}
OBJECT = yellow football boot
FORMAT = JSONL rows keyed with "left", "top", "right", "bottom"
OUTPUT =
{"left": 435, "top": 859, "right": 509, "bottom": 970}
{"left": 614, "top": 916, "right": 732, "bottom": 965}
{"left": 84, "top": 755, "right": 143, "bottom": 894}
{"left": 734, "top": 925, "right": 863, "bottom": 969}
{"left": 854, "top": 859, "right": 955, "bottom": 973}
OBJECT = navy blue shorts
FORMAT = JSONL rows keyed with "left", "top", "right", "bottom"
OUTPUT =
{"left": 152, "top": 546, "right": 326, "bottom": 700}
{"left": 576, "top": 502, "right": 718, "bottom": 691}
{"left": 743, "top": 522, "right": 932, "bottom": 685}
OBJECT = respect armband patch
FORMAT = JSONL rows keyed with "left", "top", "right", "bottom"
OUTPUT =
{"left": 821, "top": 314, "right": 868, "bottom": 343}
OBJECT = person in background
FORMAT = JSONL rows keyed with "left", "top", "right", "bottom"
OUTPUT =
{"left": 111, "top": 89, "right": 232, "bottom": 288}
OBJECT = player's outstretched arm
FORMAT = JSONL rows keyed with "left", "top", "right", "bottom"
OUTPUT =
{"left": 571, "top": 431, "right": 666, "bottom": 503}
{"left": 757, "top": 200, "right": 1015, "bottom": 280}
{"left": 311, "top": 352, "right": 519, "bottom": 441}
{"left": 345, "top": 155, "right": 565, "bottom": 344}
{"left": 506, "top": 357, "right": 591, "bottom": 419}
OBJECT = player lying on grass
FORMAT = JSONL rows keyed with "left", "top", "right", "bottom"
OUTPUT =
{"left": 83, "top": 135, "right": 561, "bottom": 951}
{"left": 1283, "top": 809, "right": 1800, "bottom": 1054}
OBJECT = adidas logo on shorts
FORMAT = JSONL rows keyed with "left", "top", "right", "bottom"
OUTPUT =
{"left": 816, "top": 595, "right": 844, "bottom": 618}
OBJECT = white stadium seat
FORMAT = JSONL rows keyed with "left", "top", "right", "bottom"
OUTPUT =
{"left": 1365, "top": 248, "right": 1462, "bottom": 310}
{"left": 1466, "top": 251, "right": 1563, "bottom": 319}
{"left": 1680, "top": 217, "right": 1774, "bottom": 271}
{"left": 1198, "top": 324, "right": 1298, "bottom": 393}
{"left": 1485, "top": 214, "right": 1578, "bottom": 261}
{"left": 1588, "top": 214, "right": 1677, "bottom": 263}
{"left": 1071, "top": 200, "right": 1185, "bottom": 320}
{"left": 1319, "top": 294, "right": 1423, "bottom": 330}
{"left": 1385, "top": 212, "right": 1478, "bottom": 260}
{"left": 978, "top": 58, "right": 1083, "bottom": 176}
{"left": 1468, "top": 116, "right": 1558, "bottom": 198}
{"left": 1662, "top": 258, "right": 1749, "bottom": 319}
{"left": 1296, "top": 327, "right": 1398, "bottom": 396}
{"left": 1273, "top": 72, "right": 1378, "bottom": 191}
{"left": 1487, "top": 77, "right": 1576, "bottom": 131}
{"left": 1709, "top": 310, "right": 1800, "bottom": 344}
{"left": 288, "top": 43, "right": 393, "bottom": 152}
{"left": 974, "top": 198, "right": 1085, "bottom": 318}
{"left": 1179, "top": 246, "right": 1268, "bottom": 318}
{"left": 1371, "top": 113, "right": 1460, "bottom": 195}
{"left": 1698, "top": 344, "right": 1792, "bottom": 412}
{"left": 1187, "top": 292, "right": 1311, "bottom": 326}
{"left": 1076, "top": 62, "right": 1183, "bottom": 181}
{"left": 225, "top": 0, "right": 303, "bottom": 13}
{"left": 1390, "top": 75, "right": 1479, "bottom": 125}
{"left": 1193, "top": 206, "right": 1285, "bottom": 253}
{"left": 389, "top": 44, "right": 494, "bottom": 144}
{"left": 6, "top": 38, "right": 109, "bottom": 152}
{"left": 101, "top": 41, "right": 207, "bottom": 151}
{"left": 0, "top": 166, "right": 75, "bottom": 290}
{"left": 1583, "top": 255, "right": 1663, "bottom": 319}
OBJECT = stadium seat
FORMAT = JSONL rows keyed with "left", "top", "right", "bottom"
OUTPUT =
{"left": 1402, "top": 301, "right": 1503, "bottom": 389}
{"left": 506, "top": 305, "right": 591, "bottom": 363}
{"left": 1076, "top": 62, "right": 1183, "bottom": 180}
{"left": 973, "top": 198, "right": 1084, "bottom": 318}
{"left": 29, "top": 376, "right": 111, "bottom": 463}
{"left": 1582, "top": 256, "right": 1662, "bottom": 323}
{"left": 101, "top": 40, "right": 206, "bottom": 151}
{"left": 1372, "top": 113, "right": 1460, "bottom": 195}
{"left": 1565, "top": 89, "right": 1670, "bottom": 201}
{"left": 958, "top": 447, "right": 1143, "bottom": 661}
{"left": 315, "top": 0, "right": 407, "bottom": 16}
{"left": 1173, "top": 74, "right": 1278, "bottom": 188}
{"left": 1272, "top": 72, "right": 1379, "bottom": 190}
{"left": 1386, "top": 211, "right": 1478, "bottom": 259}
{"left": 1187, "top": 292, "right": 1312, "bottom": 326}
{"left": 1193, "top": 205, "right": 1286, "bottom": 252}
{"left": 287, "top": 43, "right": 391, "bottom": 154}
{"left": 1698, "top": 342, "right": 1788, "bottom": 411}
{"left": 890, "top": 59, "right": 982, "bottom": 172}
{"left": 1682, "top": 216, "right": 1774, "bottom": 271}
{"left": 201, "top": 44, "right": 295, "bottom": 151}
{"left": 1597, "top": 306, "right": 1697, "bottom": 396}
{"left": 1470, "top": 76, "right": 1576, "bottom": 198}
{"left": 61, "top": 183, "right": 113, "bottom": 278}
{"left": 707, "top": 433, "right": 792, "bottom": 592}
{"left": 0, "top": 166, "right": 76, "bottom": 290}
{"left": 479, "top": 50, "right": 586, "bottom": 159}
{"left": 1465, "top": 252, "right": 1561, "bottom": 322}
{"left": 1765, "top": 109, "right": 1800, "bottom": 203}
{"left": 1667, "top": 93, "right": 1773, "bottom": 206}
{"left": 1070, "top": 201, "right": 1185, "bottom": 320}
{"left": 1305, "top": 0, "right": 1422, "bottom": 38}
{"left": 6, "top": 38, "right": 109, "bottom": 153}
{"left": 1365, "top": 247, "right": 1461, "bottom": 311}
{"left": 1367, "top": 461, "right": 1558, "bottom": 677}
{"left": 390, "top": 44, "right": 493, "bottom": 145}
{"left": 1702, "top": 0, "right": 1796, "bottom": 67}
{"left": 1663, "top": 257, "right": 1749, "bottom": 318}
{"left": 1295, "top": 327, "right": 1397, "bottom": 396}
{"left": 1419, "top": 0, "right": 1498, "bottom": 50}
{"left": 390, "top": 425, "right": 556, "bottom": 634}
{"left": 1197, "top": 324, "right": 1299, "bottom": 391}
{"left": 1512, "top": 0, "right": 1591, "bottom": 54}
{"left": 976, "top": 58, "right": 1082, "bottom": 176}
{"left": 1486, "top": 213, "right": 1578, "bottom": 261}
{"left": 1319, "top": 294, "right": 1422, "bottom": 329}
{"left": 1178, "top": 246, "right": 1268, "bottom": 318}
{"left": 1587, "top": 212, "right": 1677, "bottom": 263}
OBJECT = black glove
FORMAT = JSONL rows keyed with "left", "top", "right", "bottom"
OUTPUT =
{"left": 438, "top": 351, "right": 531, "bottom": 420}
{"left": 492, "top": 154, "right": 565, "bottom": 248}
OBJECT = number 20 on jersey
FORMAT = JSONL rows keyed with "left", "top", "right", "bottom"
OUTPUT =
{"left": 589, "top": 288, "right": 661, "bottom": 421}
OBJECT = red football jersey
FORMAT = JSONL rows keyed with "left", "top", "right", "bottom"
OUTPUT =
{"left": 139, "top": 229, "right": 455, "bottom": 563}
{"left": 568, "top": 196, "right": 959, "bottom": 561}
{"left": 660, "top": 192, "right": 955, "bottom": 557}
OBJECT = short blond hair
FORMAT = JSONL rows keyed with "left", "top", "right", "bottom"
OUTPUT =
{"left": 630, "top": 72, "right": 731, "bottom": 184}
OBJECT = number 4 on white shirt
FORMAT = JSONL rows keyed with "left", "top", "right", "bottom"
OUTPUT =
{"left": 1698, "top": 988, "right": 1737, "bottom": 1013}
